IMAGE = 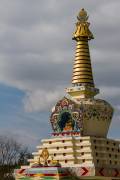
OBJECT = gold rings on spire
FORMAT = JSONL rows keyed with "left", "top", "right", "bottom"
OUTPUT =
{"left": 72, "top": 9, "right": 94, "bottom": 87}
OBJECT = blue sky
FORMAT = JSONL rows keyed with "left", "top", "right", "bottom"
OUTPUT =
{"left": 0, "top": 0, "right": 120, "bottom": 148}
{"left": 0, "top": 83, "right": 51, "bottom": 148}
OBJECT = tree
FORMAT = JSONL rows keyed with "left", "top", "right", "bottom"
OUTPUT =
{"left": 0, "top": 135, "right": 32, "bottom": 180}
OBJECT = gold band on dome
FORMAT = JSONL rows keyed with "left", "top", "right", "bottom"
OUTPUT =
{"left": 77, "top": 43, "right": 88, "bottom": 47}
{"left": 73, "top": 64, "right": 91, "bottom": 68}
{"left": 75, "top": 56, "right": 90, "bottom": 60}
{"left": 73, "top": 71, "right": 92, "bottom": 76}
{"left": 76, "top": 45, "right": 88, "bottom": 49}
{"left": 74, "top": 57, "right": 90, "bottom": 61}
{"left": 73, "top": 69, "right": 92, "bottom": 73}
{"left": 72, "top": 79, "right": 94, "bottom": 84}
{"left": 73, "top": 67, "right": 92, "bottom": 70}
{"left": 72, "top": 75, "right": 93, "bottom": 79}
{"left": 75, "top": 49, "right": 89, "bottom": 55}
{"left": 74, "top": 59, "right": 91, "bottom": 64}
{"left": 74, "top": 60, "right": 91, "bottom": 64}
{"left": 73, "top": 63, "right": 91, "bottom": 67}
{"left": 75, "top": 49, "right": 89, "bottom": 53}
{"left": 76, "top": 48, "right": 89, "bottom": 52}
{"left": 74, "top": 62, "right": 90, "bottom": 66}
{"left": 75, "top": 53, "right": 89, "bottom": 58}
{"left": 77, "top": 41, "right": 88, "bottom": 45}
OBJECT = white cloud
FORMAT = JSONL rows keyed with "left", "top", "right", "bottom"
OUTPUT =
{"left": 116, "top": 105, "right": 120, "bottom": 111}
{"left": 91, "top": 1, "right": 120, "bottom": 27}
{"left": 0, "top": 0, "right": 119, "bottom": 113}
{"left": 98, "top": 86, "right": 120, "bottom": 99}
{"left": 91, "top": 49, "right": 120, "bottom": 63}
{"left": 23, "top": 87, "right": 64, "bottom": 112}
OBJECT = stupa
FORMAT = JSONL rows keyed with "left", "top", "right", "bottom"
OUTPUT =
{"left": 15, "top": 9, "right": 120, "bottom": 180}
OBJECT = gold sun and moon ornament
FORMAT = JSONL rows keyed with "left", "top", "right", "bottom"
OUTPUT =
{"left": 73, "top": 8, "right": 94, "bottom": 40}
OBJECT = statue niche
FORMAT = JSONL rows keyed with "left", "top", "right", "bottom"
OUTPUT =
{"left": 58, "top": 111, "right": 75, "bottom": 132}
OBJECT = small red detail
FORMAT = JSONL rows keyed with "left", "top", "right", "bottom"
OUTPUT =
{"left": 99, "top": 168, "right": 104, "bottom": 176}
{"left": 81, "top": 167, "right": 88, "bottom": 176}
{"left": 18, "top": 169, "right": 25, "bottom": 174}
{"left": 114, "top": 169, "right": 119, "bottom": 177}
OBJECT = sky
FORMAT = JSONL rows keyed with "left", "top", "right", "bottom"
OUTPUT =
{"left": 0, "top": 0, "right": 120, "bottom": 149}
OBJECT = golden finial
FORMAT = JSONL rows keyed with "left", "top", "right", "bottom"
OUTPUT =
{"left": 77, "top": 8, "right": 88, "bottom": 22}
{"left": 73, "top": 8, "right": 94, "bottom": 40}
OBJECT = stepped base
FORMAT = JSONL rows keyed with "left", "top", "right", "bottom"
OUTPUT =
{"left": 14, "top": 135, "right": 120, "bottom": 179}
{"left": 14, "top": 165, "right": 120, "bottom": 179}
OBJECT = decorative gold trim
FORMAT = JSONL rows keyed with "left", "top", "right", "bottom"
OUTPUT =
{"left": 73, "top": 67, "right": 92, "bottom": 71}
{"left": 75, "top": 49, "right": 89, "bottom": 53}
{"left": 75, "top": 56, "right": 90, "bottom": 60}
{"left": 72, "top": 75, "right": 93, "bottom": 80}
{"left": 73, "top": 8, "right": 94, "bottom": 40}
{"left": 72, "top": 79, "right": 94, "bottom": 83}
{"left": 73, "top": 63, "right": 91, "bottom": 67}
{"left": 73, "top": 71, "right": 92, "bottom": 76}
{"left": 74, "top": 57, "right": 90, "bottom": 60}
{"left": 76, "top": 45, "right": 88, "bottom": 49}
{"left": 73, "top": 64, "right": 91, "bottom": 68}
{"left": 76, "top": 48, "right": 89, "bottom": 52}
{"left": 77, "top": 41, "right": 88, "bottom": 45}
{"left": 76, "top": 44, "right": 88, "bottom": 49}
{"left": 74, "top": 61, "right": 91, "bottom": 65}
{"left": 75, "top": 52, "right": 90, "bottom": 59}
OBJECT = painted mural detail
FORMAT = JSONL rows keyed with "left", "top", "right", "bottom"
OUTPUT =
{"left": 50, "top": 97, "right": 83, "bottom": 133}
{"left": 50, "top": 97, "right": 113, "bottom": 133}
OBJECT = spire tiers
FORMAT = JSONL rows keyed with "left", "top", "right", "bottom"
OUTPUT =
{"left": 72, "top": 9, "right": 94, "bottom": 87}
{"left": 72, "top": 38, "right": 94, "bottom": 86}
{"left": 66, "top": 9, "right": 99, "bottom": 99}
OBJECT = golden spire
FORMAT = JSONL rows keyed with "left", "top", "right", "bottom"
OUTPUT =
{"left": 66, "top": 9, "right": 99, "bottom": 99}
{"left": 72, "top": 8, "right": 94, "bottom": 87}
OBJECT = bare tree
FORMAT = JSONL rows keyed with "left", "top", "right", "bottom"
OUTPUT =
{"left": 0, "top": 135, "right": 32, "bottom": 180}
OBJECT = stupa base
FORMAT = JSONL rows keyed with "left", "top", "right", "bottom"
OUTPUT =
{"left": 14, "top": 165, "right": 120, "bottom": 180}
{"left": 14, "top": 166, "right": 70, "bottom": 180}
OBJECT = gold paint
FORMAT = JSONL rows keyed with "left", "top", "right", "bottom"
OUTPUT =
{"left": 74, "top": 63, "right": 91, "bottom": 67}
{"left": 77, "top": 40, "right": 88, "bottom": 44}
{"left": 76, "top": 44, "right": 88, "bottom": 48}
{"left": 68, "top": 90, "right": 95, "bottom": 97}
{"left": 76, "top": 48, "right": 89, "bottom": 52}
{"left": 72, "top": 79, "right": 93, "bottom": 83}
{"left": 73, "top": 75, "right": 93, "bottom": 81}
{"left": 75, "top": 49, "right": 89, "bottom": 53}
{"left": 75, "top": 57, "right": 90, "bottom": 61}
{"left": 72, "top": 74, "right": 93, "bottom": 79}
{"left": 77, "top": 41, "right": 88, "bottom": 45}
{"left": 74, "top": 59, "right": 90, "bottom": 65}
{"left": 75, "top": 53, "right": 89, "bottom": 57}
{"left": 75, "top": 56, "right": 90, "bottom": 62}
{"left": 75, "top": 56, "right": 90, "bottom": 60}
{"left": 73, "top": 68, "right": 92, "bottom": 72}
{"left": 39, "top": 148, "right": 49, "bottom": 166}
{"left": 73, "top": 64, "right": 91, "bottom": 68}
{"left": 73, "top": 9, "right": 94, "bottom": 40}
{"left": 72, "top": 9, "right": 94, "bottom": 87}
{"left": 73, "top": 71, "right": 92, "bottom": 76}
